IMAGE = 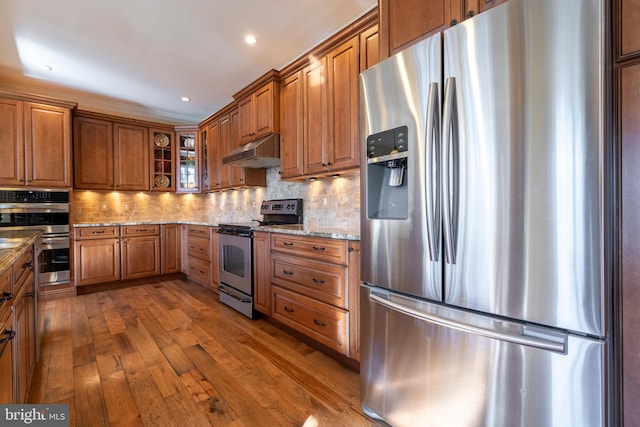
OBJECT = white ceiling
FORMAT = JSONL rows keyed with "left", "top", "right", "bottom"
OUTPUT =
{"left": 0, "top": 0, "right": 376, "bottom": 125}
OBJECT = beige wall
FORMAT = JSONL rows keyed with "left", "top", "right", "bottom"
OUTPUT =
{"left": 72, "top": 168, "right": 361, "bottom": 229}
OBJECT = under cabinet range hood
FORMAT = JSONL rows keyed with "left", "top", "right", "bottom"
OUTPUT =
{"left": 222, "top": 134, "right": 280, "bottom": 168}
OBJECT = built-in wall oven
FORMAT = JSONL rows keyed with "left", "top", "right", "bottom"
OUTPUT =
{"left": 0, "top": 189, "right": 70, "bottom": 287}
{"left": 218, "top": 198, "right": 303, "bottom": 319}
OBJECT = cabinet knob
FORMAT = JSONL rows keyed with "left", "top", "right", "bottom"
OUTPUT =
{"left": 466, "top": 10, "right": 475, "bottom": 18}
{"left": 450, "top": 19, "right": 458, "bottom": 26}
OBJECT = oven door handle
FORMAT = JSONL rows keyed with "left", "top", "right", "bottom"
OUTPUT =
{"left": 218, "top": 285, "right": 252, "bottom": 303}
{"left": 41, "top": 237, "right": 70, "bottom": 250}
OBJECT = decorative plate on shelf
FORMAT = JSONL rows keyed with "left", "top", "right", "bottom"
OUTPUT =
{"left": 154, "top": 133, "right": 170, "bottom": 147}
{"left": 154, "top": 175, "right": 170, "bottom": 188}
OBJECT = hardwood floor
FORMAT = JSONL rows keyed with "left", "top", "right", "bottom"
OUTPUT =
{"left": 28, "top": 278, "right": 379, "bottom": 426}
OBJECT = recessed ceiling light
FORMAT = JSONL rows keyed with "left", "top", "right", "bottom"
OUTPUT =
{"left": 181, "top": 97, "right": 191, "bottom": 102}
{"left": 245, "top": 35, "right": 257, "bottom": 45}
{"left": 37, "top": 64, "right": 52, "bottom": 71}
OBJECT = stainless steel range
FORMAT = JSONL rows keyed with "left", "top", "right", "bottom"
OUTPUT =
{"left": 217, "top": 199, "right": 303, "bottom": 319}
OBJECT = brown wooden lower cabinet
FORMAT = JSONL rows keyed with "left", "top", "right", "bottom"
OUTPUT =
{"left": 185, "top": 225, "right": 214, "bottom": 289}
{"left": 265, "top": 233, "right": 360, "bottom": 360}
{"left": 0, "top": 310, "right": 15, "bottom": 403}
{"left": 161, "top": 224, "right": 181, "bottom": 274}
{"left": 74, "top": 224, "right": 170, "bottom": 286}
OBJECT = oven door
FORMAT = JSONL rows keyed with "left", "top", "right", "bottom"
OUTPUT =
{"left": 218, "top": 232, "right": 253, "bottom": 295}
{"left": 39, "top": 235, "right": 70, "bottom": 286}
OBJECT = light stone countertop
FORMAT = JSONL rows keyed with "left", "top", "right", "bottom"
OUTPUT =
{"left": 0, "top": 230, "right": 43, "bottom": 274}
{"left": 73, "top": 221, "right": 360, "bottom": 241}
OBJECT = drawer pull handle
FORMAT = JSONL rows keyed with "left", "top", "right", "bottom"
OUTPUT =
{"left": 313, "top": 319, "right": 326, "bottom": 327}
{"left": 92, "top": 230, "right": 106, "bottom": 234}
{"left": 0, "top": 292, "right": 14, "bottom": 303}
{"left": 312, "top": 246, "right": 325, "bottom": 251}
{"left": 22, "top": 262, "right": 33, "bottom": 269}
{"left": 283, "top": 270, "right": 294, "bottom": 276}
{"left": 284, "top": 306, "right": 295, "bottom": 313}
{"left": 283, "top": 242, "right": 294, "bottom": 246}
{"left": 135, "top": 228, "right": 148, "bottom": 232}
{"left": 0, "top": 330, "right": 16, "bottom": 357}
{"left": 312, "top": 278, "right": 325, "bottom": 285}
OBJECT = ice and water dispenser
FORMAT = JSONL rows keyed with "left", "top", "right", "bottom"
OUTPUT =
{"left": 366, "top": 126, "right": 408, "bottom": 219}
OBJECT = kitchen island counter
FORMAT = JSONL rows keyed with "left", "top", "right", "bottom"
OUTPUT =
{"left": 0, "top": 230, "right": 43, "bottom": 273}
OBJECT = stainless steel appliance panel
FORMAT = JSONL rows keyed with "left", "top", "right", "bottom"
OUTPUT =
{"left": 442, "top": 0, "right": 606, "bottom": 336}
{"left": 360, "top": 33, "right": 443, "bottom": 302}
{"left": 218, "top": 232, "right": 252, "bottom": 295}
{"left": 360, "top": 285, "right": 606, "bottom": 427}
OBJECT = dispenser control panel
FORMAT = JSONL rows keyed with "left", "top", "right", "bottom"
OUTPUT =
{"left": 366, "top": 126, "right": 408, "bottom": 159}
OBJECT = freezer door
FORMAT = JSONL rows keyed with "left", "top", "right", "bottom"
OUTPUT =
{"left": 360, "top": 33, "right": 443, "bottom": 301}
{"left": 360, "top": 285, "right": 607, "bottom": 427}
{"left": 442, "top": 0, "right": 608, "bottom": 336}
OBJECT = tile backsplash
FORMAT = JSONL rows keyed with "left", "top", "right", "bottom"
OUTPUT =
{"left": 72, "top": 168, "right": 361, "bottom": 229}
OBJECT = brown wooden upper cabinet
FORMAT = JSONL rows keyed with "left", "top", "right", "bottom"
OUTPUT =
{"left": 235, "top": 78, "right": 280, "bottom": 146}
{"left": 0, "top": 97, "right": 73, "bottom": 188}
{"left": 303, "top": 36, "right": 360, "bottom": 176}
{"left": 379, "top": 0, "right": 506, "bottom": 58}
{"left": 74, "top": 114, "right": 151, "bottom": 191}
{"left": 176, "top": 127, "right": 199, "bottom": 192}
{"left": 618, "top": 0, "right": 640, "bottom": 60}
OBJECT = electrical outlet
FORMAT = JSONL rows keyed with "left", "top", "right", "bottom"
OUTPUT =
{"left": 355, "top": 194, "right": 360, "bottom": 209}
{"left": 100, "top": 203, "right": 108, "bottom": 211}
{"left": 123, "top": 203, "right": 129, "bottom": 211}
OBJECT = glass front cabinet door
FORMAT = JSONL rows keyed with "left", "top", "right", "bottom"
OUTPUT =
{"left": 176, "top": 128, "right": 199, "bottom": 192}
{"left": 151, "top": 129, "right": 175, "bottom": 191}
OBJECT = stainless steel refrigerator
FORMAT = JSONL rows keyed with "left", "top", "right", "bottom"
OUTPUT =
{"left": 359, "top": 0, "right": 613, "bottom": 426}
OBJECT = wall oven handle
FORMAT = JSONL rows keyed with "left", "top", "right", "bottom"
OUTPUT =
{"left": 218, "top": 286, "right": 251, "bottom": 303}
{"left": 369, "top": 293, "right": 566, "bottom": 353}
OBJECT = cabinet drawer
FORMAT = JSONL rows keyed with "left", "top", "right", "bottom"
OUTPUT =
{"left": 272, "top": 286, "right": 348, "bottom": 355}
{"left": 271, "top": 234, "right": 347, "bottom": 264}
{"left": 187, "top": 225, "right": 211, "bottom": 239}
{"left": 75, "top": 226, "right": 120, "bottom": 240}
{"left": 187, "top": 256, "right": 211, "bottom": 286}
{"left": 0, "top": 266, "right": 12, "bottom": 315}
{"left": 121, "top": 224, "right": 159, "bottom": 237}
{"left": 187, "top": 235, "right": 210, "bottom": 260}
{"left": 271, "top": 253, "right": 348, "bottom": 309}
{"left": 13, "top": 248, "right": 33, "bottom": 290}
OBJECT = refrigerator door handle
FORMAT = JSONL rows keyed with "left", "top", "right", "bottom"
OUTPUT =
{"left": 425, "top": 82, "right": 441, "bottom": 262}
{"left": 441, "top": 77, "right": 459, "bottom": 264}
{"left": 369, "top": 292, "right": 567, "bottom": 353}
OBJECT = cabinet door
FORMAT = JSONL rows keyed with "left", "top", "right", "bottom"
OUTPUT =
{"left": 73, "top": 117, "right": 114, "bottom": 189}
{"left": 280, "top": 71, "right": 304, "bottom": 179}
{"left": 237, "top": 95, "right": 255, "bottom": 145}
{"left": 619, "top": 0, "right": 640, "bottom": 59}
{"left": 122, "top": 236, "right": 160, "bottom": 280}
{"left": 254, "top": 82, "right": 278, "bottom": 139}
{"left": 75, "top": 238, "right": 120, "bottom": 286}
{"left": 15, "top": 288, "right": 28, "bottom": 403}
{"left": 151, "top": 129, "right": 175, "bottom": 192}
{"left": 348, "top": 241, "right": 361, "bottom": 362}
{"left": 211, "top": 230, "right": 219, "bottom": 288}
{"left": 303, "top": 57, "right": 328, "bottom": 175}
{"left": 620, "top": 60, "right": 640, "bottom": 426}
{"left": 327, "top": 36, "right": 360, "bottom": 172}
{"left": 25, "top": 103, "right": 72, "bottom": 187}
{"left": 207, "top": 122, "right": 220, "bottom": 191}
{"left": 229, "top": 109, "right": 246, "bottom": 187}
{"left": 177, "top": 130, "right": 199, "bottom": 192}
{"left": 114, "top": 124, "right": 150, "bottom": 191}
{"left": 0, "top": 98, "right": 24, "bottom": 186}
{"left": 217, "top": 114, "right": 232, "bottom": 189}
{"left": 253, "top": 231, "right": 271, "bottom": 314}
{"left": 161, "top": 224, "right": 181, "bottom": 274}
{"left": 360, "top": 25, "right": 380, "bottom": 71}
{"left": 0, "top": 313, "right": 16, "bottom": 404}
{"left": 379, "top": 0, "right": 462, "bottom": 57}
{"left": 199, "top": 127, "right": 210, "bottom": 191}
